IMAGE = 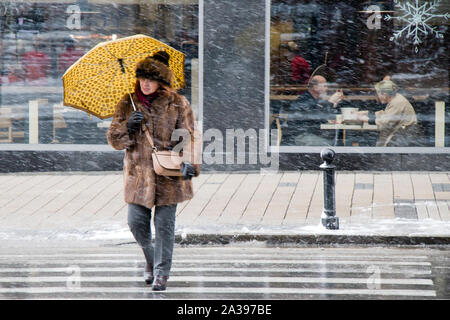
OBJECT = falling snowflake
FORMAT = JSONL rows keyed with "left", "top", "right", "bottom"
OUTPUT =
{"left": 385, "top": 0, "right": 449, "bottom": 52}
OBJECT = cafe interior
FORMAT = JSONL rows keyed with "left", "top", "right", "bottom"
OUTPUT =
{"left": 269, "top": 0, "right": 449, "bottom": 148}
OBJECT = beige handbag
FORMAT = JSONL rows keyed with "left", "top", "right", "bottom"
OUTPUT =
{"left": 142, "top": 125, "right": 183, "bottom": 176}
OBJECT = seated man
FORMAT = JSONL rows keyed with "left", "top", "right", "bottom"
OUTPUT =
{"left": 356, "top": 80, "right": 421, "bottom": 147}
{"left": 280, "top": 75, "right": 343, "bottom": 146}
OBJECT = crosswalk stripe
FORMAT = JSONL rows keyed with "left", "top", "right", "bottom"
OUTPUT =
{"left": 0, "top": 254, "right": 140, "bottom": 258}
{"left": 0, "top": 287, "right": 436, "bottom": 297}
{"left": 0, "top": 259, "right": 431, "bottom": 266}
{"left": 0, "top": 276, "right": 434, "bottom": 285}
{"left": 0, "top": 253, "right": 429, "bottom": 260}
{"left": 0, "top": 266, "right": 432, "bottom": 274}
{"left": 0, "top": 247, "right": 437, "bottom": 299}
{"left": 176, "top": 259, "right": 432, "bottom": 266}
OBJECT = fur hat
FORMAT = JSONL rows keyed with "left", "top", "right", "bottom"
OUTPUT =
{"left": 135, "top": 51, "right": 172, "bottom": 87}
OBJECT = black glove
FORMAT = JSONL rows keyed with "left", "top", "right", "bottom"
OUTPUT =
{"left": 180, "top": 161, "right": 195, "bottom": 180}
{"left": 127, "top": 111, "right": 144, "bottom": 135}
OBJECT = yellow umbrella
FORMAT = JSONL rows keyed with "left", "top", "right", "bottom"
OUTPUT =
{"left": 62, "top": 34, "right": 185, "bottom": 119}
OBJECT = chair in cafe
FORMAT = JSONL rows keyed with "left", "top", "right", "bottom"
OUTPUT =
{"left": 0, "top": 108, "right": 13, "bottom": 143}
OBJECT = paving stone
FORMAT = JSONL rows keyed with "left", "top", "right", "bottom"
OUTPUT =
{"left": 0, "top": 171, "right": 449, "bottom": 236}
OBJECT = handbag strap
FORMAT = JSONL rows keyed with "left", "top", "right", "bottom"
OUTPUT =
{"left": 141, "top": 123, "right": 158, "bottom": 151}
{"left": 141, "top": 123, "right": 183, "bottom": 157}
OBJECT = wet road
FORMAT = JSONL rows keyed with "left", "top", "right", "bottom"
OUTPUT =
{"left": 0, "top": 243, "right": 448, "bottom": 299}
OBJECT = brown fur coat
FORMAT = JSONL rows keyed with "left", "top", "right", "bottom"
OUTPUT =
{"left": 107, "top": 90, "right": 201, "bottom": 209}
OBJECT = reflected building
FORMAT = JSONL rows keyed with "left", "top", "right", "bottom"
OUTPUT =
{"left": 0, "top": 0, "right": 199, "bottom": 144}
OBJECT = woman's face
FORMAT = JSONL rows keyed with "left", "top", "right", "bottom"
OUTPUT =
{"left": 139, "top": 78, "right": 159, "bottom": 95}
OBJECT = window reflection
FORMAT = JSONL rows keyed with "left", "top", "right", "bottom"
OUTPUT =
{"left": 0, "top": 1, "right": 199, "bottom": 144}
{"left": 270, "top": 0, "right": 449, "bottom": 148}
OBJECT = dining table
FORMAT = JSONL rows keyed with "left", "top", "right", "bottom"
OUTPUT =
{"left": 320, "top": 122, "right": 378, "bottom": 146}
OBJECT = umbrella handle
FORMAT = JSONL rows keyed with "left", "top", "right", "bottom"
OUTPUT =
{"left": 128, "top": 92, "right": 137, "bottom": 111}
{"left": 124, "top": 76, "right": 136, "bottom": 111}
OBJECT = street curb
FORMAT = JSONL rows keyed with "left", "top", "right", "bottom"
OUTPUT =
{"left": 175, "top": 233, "right": 450, "bottom": 246}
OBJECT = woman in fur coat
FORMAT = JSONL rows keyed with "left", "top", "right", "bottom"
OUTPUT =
{"left": 107, "top": 51, "right": 200, "bottom": 291}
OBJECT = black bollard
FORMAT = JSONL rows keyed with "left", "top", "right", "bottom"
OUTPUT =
{"left": 320, "top": 148, "right": 339, "bottom": 230}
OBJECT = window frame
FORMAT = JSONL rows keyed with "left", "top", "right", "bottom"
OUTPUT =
{"left": 264, "top": 0, "right": 449, "bottom": 155}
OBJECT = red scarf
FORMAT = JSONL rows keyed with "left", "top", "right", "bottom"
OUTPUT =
{"left": 135, "top": 85, "right": 159, "bottom": 109}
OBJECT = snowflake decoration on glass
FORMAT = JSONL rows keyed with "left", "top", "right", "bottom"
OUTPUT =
{"left": 385, "top": 0, "right": 449, "bottom": 52}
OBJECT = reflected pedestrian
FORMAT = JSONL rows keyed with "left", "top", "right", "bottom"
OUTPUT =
{"left": 22, "top": 36, "right": 50, "bottom": 85}
{"left": 58, "top": 38, "right": 84, "bottom": 76}
{"left": 107, "top": 51, "right": 200, "bottom": 291}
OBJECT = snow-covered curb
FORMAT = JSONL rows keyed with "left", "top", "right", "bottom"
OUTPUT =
{"left": 1, "top": 219, "right": 449, "bottom": 245}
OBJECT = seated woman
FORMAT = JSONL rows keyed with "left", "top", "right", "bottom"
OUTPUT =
{"left": 357, "top": 80, "right": 422, "bottom": 147}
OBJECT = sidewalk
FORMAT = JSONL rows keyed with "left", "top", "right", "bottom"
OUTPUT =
{"left": 0, "top": 171, "right": 449, "bottom": 245}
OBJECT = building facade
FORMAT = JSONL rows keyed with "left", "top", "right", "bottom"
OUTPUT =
{"left": 0, "top": 0, "right": 448, "bottom": 172}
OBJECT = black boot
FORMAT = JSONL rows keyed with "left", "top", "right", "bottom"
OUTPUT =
{"left": 152, "top": 276, "right": 169, "bottom": 291}
{"left": 144, "top": 263, "right": 154, "bottom": 285}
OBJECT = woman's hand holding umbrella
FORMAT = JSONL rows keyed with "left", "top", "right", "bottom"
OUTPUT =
{"left": 127, "top": 111, "right": 144, "bottom": 135}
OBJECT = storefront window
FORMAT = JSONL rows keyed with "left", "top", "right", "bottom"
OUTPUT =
{"left": 0, "top": 0, "right": 199, "bottom": 144}
{"left": 269, "top": 0, "right": 449, "bottom": 148}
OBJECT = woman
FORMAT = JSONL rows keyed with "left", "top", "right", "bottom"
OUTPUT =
{"left": 107, "top": 51, "right": 200, "bottom": 291}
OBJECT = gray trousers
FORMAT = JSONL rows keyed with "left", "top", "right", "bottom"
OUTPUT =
{"left": 127, "top": 203, "right": 177, "bottom": 277}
